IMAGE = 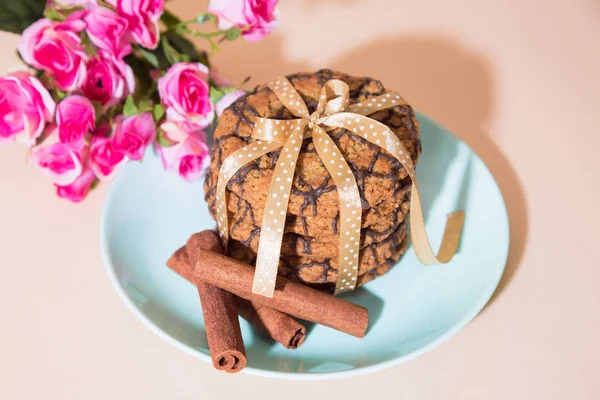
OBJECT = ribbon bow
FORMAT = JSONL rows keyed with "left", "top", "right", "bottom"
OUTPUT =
{"left": 215, "top": 77, "right": 465, "bottom": 297}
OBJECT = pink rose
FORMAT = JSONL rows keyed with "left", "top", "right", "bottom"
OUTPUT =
{"left": 84, "top": 6, "right": 132, "bottom": 59}
{"left": 208, "top": 0, "right": 279, "bottom": 42}
{"left": 158, "top": 63, "right": 214, "bottom": 130}
{"left": 112, "top": 113, "right": 156, "bottom": 160}
{"left": 18, "top": 16, "right": 88, "bottom": 91}
{"left": 29, "top": 126, "right": 86, "bottom": 186}
{"left": 159, "top": 121, "right": 193, "bottom": 144}
{"left": 159, "top": 135, "right": 210, "bottom": 181}
{"left": 83, "top": 53, "right": 135, "bottom": 107}
{"left": 215, "top": 89, "right": 245, "bottom": 116}
{"left": 0, "top": 72, "right": 55, "bottom": 146}
{"left": 56, "top": 95, "right": 95, "bottom": 146}
{"left": 89, "top": 134, "right": 125, "bottom": 179}
{"left": 56, "top": 168, "right": 97, "bottom": 203}
{"left": 105, "top": 0, "right": 164, "bottom": 49}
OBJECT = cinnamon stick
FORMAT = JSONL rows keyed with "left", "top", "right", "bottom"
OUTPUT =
{"left": 184, "top": 232, "right": 246, "bottom": 373}
{"left": 168, "top": 241, "right": 307, "bottom": 349}
{"left": 234, "top": 297, "right": 306, "bottom": 349}
{"left": 192, "top": 248, "right": 369, "bottom": 338}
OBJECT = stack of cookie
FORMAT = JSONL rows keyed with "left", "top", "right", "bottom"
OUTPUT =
{"left": 204, "top": 69, "right": 421, "bottom": 292}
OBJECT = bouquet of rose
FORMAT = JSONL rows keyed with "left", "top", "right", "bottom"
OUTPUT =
{"left": 0, "top": 0, "right": 279, "bottom": 202}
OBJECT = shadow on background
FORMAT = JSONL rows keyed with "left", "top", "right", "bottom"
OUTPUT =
{"left": 331, "top": 36, "right": 529, "bottom": 305}
{"left": 167, "top": 8, "right": 530, "bottom": 305}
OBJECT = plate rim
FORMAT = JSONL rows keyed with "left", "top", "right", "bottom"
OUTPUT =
{"left": 100, "top": 112, "right": 510, "bottom": 380}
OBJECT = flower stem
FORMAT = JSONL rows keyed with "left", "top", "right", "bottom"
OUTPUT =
{"left": 186, "top": 28, "right": 231, "bottom": 38}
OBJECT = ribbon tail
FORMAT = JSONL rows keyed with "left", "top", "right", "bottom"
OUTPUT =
{"left": 321, "top": 112, "right": 465, "bottom": 266}
{"left": 311, "top": 125, "right": 362, "bottom": 295}
{"left": 215, "top": 140, "right": 283, "bottom": 252}
{"left": 252, "top": 125, "right": 307, "bottom": 297}
{"left": 409, "top": 187, "right": 466, "bottom": 265}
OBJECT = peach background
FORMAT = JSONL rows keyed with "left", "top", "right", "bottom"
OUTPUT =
{"left": 1, "top": 0, "right": 599, "bottom": 398}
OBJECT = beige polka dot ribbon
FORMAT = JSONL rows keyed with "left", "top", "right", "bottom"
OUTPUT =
{"left": 215, "top": 77, "right": 466, "bottom": 298}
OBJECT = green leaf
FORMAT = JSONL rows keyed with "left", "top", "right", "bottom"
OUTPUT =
{"left": 197, "top": 51, "right": 210, "bottom": 68}
{"left": 82, "top": 34, "right": 97, "bottom": 56}
{"left": 44, "top": 8, "right": 63, "bottom": 21}
{"left": 138, "top": 99, "right": 155, "bottom": 112}
{"left": 153, "top": 104, "right": 165, "bottom": 122}
{"left": 123, "top": 54, "right": 153, "bottom": 97}
{"left": 160, "top": 9, "right": 181, "bottom": 28}
{"left": 123, "top": 95, "right": 139, "bottom": 117}
{"left": 196, "top": 13, "right": 217, "bottom": 25}
{"left": 137, "top": 47, "right": 160, "bottom": 68}
{"left": 209, "top": 87, "right": 225, "bottom": 105}
{"left": 91, "top": 100, "right": 104, "bottom": 119}
{"left": 225, "top": 27, "right": 241, "bottom": 41}
{"left": 161, "top": 37, "right": 181, "bottom": 65}
{"left": 34, "top": 134, "right": 45, "bottom": 146}
{"left": 222, "top": 86, "right": 241, "bottom": 95}
{"left": 156, "top": 129, "right": 176, "bottom": 147}
{"left": 0, "top": 0, "right": 46, "bottom": 34}
{"left": 90, "top": 178, "right": 100, "bottom": 191}
{"left": 55, "top": 89, "right": 67, "bottom": 100}
{"left": 163, "top": 32, "right": 209, "bottom": 67}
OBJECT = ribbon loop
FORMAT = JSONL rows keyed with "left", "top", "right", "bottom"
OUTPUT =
{"left": 252, "top": 117, "right": 306, "bottom": 143}
{"left": 268, "top": 79, "right": 308, "bottom": 117}
{"left": 347, "top": 92, "right": 409, "bottom": 116}
{"left": 317, "top": 79, "right": 350, "bottom": 117}
{"left": 215, "top": 76, "right": 466, "bottom": 298}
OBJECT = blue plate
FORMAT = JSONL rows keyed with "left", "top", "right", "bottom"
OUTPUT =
{"left": 101, "top": 113, "right": 509, "bottom": 379}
